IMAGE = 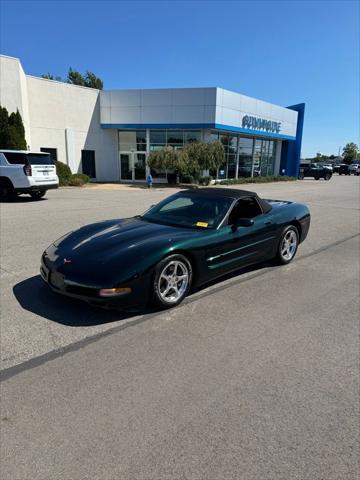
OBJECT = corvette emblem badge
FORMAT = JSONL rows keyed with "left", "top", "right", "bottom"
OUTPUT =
{"left": 63, "top": 258, "right": 72, "bottom": 264}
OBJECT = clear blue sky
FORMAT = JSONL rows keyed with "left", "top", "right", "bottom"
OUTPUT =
{"left": 0, "top": 0, "right": 359, "bottom": 157}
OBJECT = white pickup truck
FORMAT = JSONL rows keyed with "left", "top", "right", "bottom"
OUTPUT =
{"left": 0, "top": 150, "right": 59, "bottom": 200}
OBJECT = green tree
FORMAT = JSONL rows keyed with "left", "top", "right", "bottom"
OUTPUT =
{"left": 342, "top": 143, "right": 359, "bottom": 164}
{"left": 67, "top": 68, "right": 86, "bottom": 86}
{"left": 147, "top": 141, "right": 225, "bottom": 182}
{"left": 183, "top": 141, "right": 225, "bottom": 172}
{"left": 67, "top": 68, "right": 104, "bottom": 89}
{"left": 204, "top": 141, "right": 225, "bottom": 171}
{"left": 84, "top": 71, "right": 103, "bottom": 90}
{"left": 41, "top": 73, "right": 63, "bottom": 81}
{"left": 0, "top": 106, "right": 27, "bottom": 150}
{"left": 8, "top": 110, "right": 27, "bottom": 150}
{"left": 0, "top": 106, "right": 11, "bottom": 149}
{"left": 148, "top": 147, "right": 187, "bottom": 174}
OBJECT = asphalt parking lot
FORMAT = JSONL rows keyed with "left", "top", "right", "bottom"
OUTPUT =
{"left": 1, "top": 176, "right": 359, "bottom": 479}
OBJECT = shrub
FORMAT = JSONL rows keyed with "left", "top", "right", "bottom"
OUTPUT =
{"left": 180, "top": 174, "right": 195, "bottom": 184}
{"left": 199, "top": 176, "right": 213, "bottom": 186}
{"left": 219, "top": 175, "right": 296, "bottom": 185}
{"left": 55, "top": 161, "right": 72, "bottom": 186}
{"left": 68, "top": 173, "right": 90, "bottom": 186}
{"left": 72, "top": 173, "right": 90, "bottom": 183}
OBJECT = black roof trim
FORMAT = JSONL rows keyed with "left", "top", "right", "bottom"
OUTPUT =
{"left": 182, "top": 187, "right": 257, "bottom": 199}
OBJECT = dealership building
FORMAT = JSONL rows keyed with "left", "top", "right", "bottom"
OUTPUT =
{"left": 0, "top": 55, "right": 305, "bottom": 182}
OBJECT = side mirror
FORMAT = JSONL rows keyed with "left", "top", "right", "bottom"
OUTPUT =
{"left": 231, "top": 218, "right": 254, "bottom": 231}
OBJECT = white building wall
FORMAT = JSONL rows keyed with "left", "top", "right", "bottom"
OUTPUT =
{"left": 100, "top": 88, "right": 218, "bottom": 126}
{"left": 101, "top": 87, "right": 297, "bottom": 140}
{"left": 215, "top": 88, "right": 298, "bottom": 138}
{"left": 26, "top": 76, "right": 118, "bottom": 180}
{"left": 0, "top": 55, "right": 118, "bottom": 182}
{"left": 0, "top": 55, "right": 31, "bottom": 146}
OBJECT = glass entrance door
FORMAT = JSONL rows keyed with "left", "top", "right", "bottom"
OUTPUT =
{"left": 120, "top": 152, "right": 146, "bottom": 181}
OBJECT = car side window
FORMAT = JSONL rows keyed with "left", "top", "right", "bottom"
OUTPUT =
{"left": 228, "top": 197, "right": 263, "bottom": 224}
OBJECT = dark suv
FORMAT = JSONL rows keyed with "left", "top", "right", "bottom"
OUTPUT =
{"left": 338, "top": 164, "right": 351, "bottom": 175}
{"left": 299, "top": 163, "right": 332, "bottom": 181}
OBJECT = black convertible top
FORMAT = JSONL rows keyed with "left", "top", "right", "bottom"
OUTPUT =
{"left": 182, "top": 187, "right": 272, "bottom": 214}
{"left": 186, "top": 187, "right": 256, "bottom": 198}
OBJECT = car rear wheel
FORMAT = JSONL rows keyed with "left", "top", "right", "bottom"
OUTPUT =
{"left": 276, "top": 226, "right": 299, "bottom": 265}
{"left": 153, "top": 254, "right": 192, "bottom": 308}
{"left": 324, "top": 173, "right": 331, "bottom": 181}
{"left": 30, "top": 190, "right": 46, "bottom": 200}
{"left": 314, "top": 175, "right": 320, "bottom": 180}
{"left": 0, "top": 180, "right": 15, "bottom": 200}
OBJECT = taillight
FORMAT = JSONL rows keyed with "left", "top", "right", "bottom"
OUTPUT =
{"left": 23, "top": 164, "right": 32, "bottom": 176}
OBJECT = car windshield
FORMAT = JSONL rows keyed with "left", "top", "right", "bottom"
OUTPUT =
{"left": 142, "top": 193, "right": 233, "bottom": 229}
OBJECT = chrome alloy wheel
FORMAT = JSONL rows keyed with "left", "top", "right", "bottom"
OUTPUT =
{"left": 280, "top": 229, "right": 298, "bottom": 261}
{"left": 158, "top": 260, "right": 189, "bottom": 304}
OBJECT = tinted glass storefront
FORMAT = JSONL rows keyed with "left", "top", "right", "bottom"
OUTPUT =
{"left": 210, "top": 131, "right": 277, "bottom": 179}
{"left": 118, "top": 129, "right": 202, "bottom": 180}
{"left": 118, "top": 129, "right": 277, "bottom": 181}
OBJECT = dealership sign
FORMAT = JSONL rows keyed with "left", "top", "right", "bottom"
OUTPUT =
{"left": 242, "top": 115, "right": 281, "bottom": 133}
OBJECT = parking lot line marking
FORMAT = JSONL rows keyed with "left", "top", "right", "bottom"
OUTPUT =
{"left": 1, "top": 232, "right": 359, "bottom": 382}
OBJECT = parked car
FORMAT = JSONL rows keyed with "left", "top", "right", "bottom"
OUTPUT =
{"left": 338, "top": 164, "right": 351, "bottom": 175}
{"left": 298, "top": 163, "right": 332, "bottom": 180}
{"left": 322, "top": 164, "right": 333, "bottom": 171}
{"left": 333, "top": 165, "right": 341, "bottom": 174}
{"left": 41, "top": 188, "right": 310, "bottom": 310}
{"left": 349, "top": 164, "right": 360, "bottom": 176}
{"left": 0, "top": 150, "right": 59, "bottom": 200}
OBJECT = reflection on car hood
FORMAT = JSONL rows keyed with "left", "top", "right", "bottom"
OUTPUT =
{"left": 47, "top": 217, "right": 203, "bottom": 284}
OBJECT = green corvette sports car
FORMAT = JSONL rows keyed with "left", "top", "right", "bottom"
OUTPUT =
{"left": 41, "top": 188, "right": 310, "bottom": 309}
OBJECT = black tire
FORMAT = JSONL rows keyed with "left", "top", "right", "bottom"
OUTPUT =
{"left": 30, "top": 190, "right": 46, "bottom": 200}
{"left": 276, "top": 225, "right": 299, "bottom": 265}
{"left": 314, "top": 176, "right": 320, "bottom": 180}
{"left": 152, "top": 254, "right": 192, "bottom": 309}
{"left": 298, "top": 172, "right": 304, "bottom": 180}
{"left": 324, "top": 173, "right": 331, "bottom": 181}
{"left": 0, "top": 179, "right": 15, "bottom": 201}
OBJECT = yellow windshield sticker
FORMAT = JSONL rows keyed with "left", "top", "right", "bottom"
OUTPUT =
{"left": 196, "top": 221, "right": 208, "bottom": 228}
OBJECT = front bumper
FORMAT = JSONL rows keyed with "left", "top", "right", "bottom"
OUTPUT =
{"left": 40, "top": 256, "right": 150, "bottom": 308}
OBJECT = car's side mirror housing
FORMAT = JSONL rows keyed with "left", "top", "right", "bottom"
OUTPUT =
{"left": 231, "top": 218, "right": 254, "bottom": 231}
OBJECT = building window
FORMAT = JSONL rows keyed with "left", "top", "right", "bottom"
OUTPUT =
{"left": 184, "top": 130, "right": 201, "bottom": 143}
{"left": 166, "top": 130, "right": 183, "bottom": 146}
{"left": 40, "top": 147, "right": 57, "bottom": 163}
{"left": 238, "top": 137, "right": 254, "bottom": 178}
{"left": 210, "top": 131, "right": 219, "bottom": 142}
{"left": 81, "top": 150, "right": 96, "bottom": 178}
{"left": 119, "top": 130, "right": 146, "bottom": 152}
{"left": 149, "top": 129, "right": 201, "bottom": 151}
{"left": 149, "top": 130, "right": 166, "bottom": 149}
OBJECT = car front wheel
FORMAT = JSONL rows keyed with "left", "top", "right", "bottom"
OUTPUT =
{"left": 153, "top": 254, "right": 192, "bottom": 308}
{"left": 276, "top": 226, "right": 299, "bottom": 265}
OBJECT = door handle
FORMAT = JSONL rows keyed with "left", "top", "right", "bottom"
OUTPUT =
{"left": 264, "top": 220, "right": 273, "bottom": 225}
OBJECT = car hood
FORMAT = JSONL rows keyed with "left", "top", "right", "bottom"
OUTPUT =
{"left": 46, "top": 217, "right": 202, "bottom": 285}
